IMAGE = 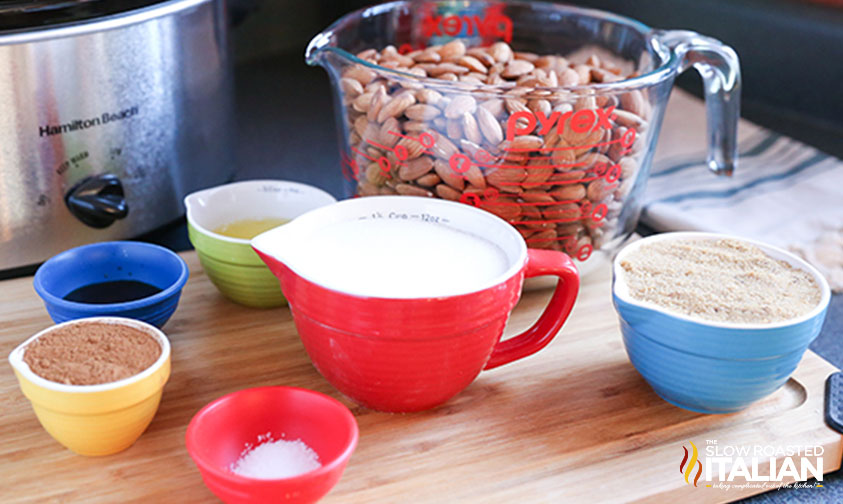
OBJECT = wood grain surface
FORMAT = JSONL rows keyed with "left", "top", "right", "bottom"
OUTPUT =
{"left": 1, "top": 251, "right": 840, "bottom": 503}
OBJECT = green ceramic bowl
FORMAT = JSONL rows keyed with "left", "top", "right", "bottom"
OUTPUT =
{"left": 184, "top": 180, "right": 336, "bottom": 308}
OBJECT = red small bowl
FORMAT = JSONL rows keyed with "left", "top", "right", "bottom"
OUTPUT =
{"left": 185, "top": 387, "right": 359, "bottom": 504}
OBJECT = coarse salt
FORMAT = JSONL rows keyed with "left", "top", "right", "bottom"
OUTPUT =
{"left": 230, "top": 432, "right": 321, "bottom": 479}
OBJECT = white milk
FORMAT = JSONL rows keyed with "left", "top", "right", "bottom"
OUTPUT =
{"left": 285, "top": 218, "right": 511, "bottom": 298}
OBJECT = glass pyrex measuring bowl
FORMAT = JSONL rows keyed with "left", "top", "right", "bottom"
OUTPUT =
{"left": 306, "top": 0, "right": 740, "bottom": 275}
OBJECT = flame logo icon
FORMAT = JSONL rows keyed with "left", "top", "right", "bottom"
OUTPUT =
{"left": 680, "top": 441, "right": 703, "bottom": 487}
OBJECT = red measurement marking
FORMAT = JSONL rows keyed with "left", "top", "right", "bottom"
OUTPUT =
{"left": 503, "top": 137, "right": 622, "bottom": 153}
{"left": 513, "top": 216, "right": 585, "bottom": 226}
{"left": 386, "top": 130, "right": 436, "bottom": 149}
{"left": 495, "top": 175, "right": 605, "bottom": 187}
{"left": 525, "top": 234, "right": 575, "bottom": 243}
{"left": 341, "top": 153, "right": 360, "bottom": 182}
{"left": 476, "top": 161, "right": 589, "bottom": 171}
{"left": 350, "top": 146, "right": 375, "bottom": 161}
{"left": 350, "top": 146, "right": 393, "bottom": 179}
{"left": 620, "top": 128, "right": 636, "bottom": 149}
{"left": 459, "top": 187, "right": 500, "bottom": 207}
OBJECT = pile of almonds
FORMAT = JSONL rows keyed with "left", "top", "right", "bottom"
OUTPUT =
{"left": 340, "top": 40, "right": 650, "bottom": 259}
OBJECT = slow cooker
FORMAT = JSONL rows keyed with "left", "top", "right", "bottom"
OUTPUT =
{"left": 0, "top": 0, "right": 234, "bottom": 270}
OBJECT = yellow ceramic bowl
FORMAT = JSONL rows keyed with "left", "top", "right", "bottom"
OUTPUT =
{"left": 8, "top": 317, "right": 171, "bottom": 456}
{"left": 184, "top": 180, "right": 336, "bottom": 308}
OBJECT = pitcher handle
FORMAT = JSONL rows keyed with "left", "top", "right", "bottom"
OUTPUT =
{"left": 656, "top": 30, "right": 741, "bottom": 176}
{"left": 483, "top": 249, "right": 580, "bottom": 370}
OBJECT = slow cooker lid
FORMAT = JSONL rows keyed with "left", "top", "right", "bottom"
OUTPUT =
{"left": 0, "top": 0, "right": 170, "bottom": 31}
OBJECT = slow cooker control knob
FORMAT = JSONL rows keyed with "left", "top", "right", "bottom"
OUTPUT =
{"left": 65, "top": 173, "right": 129, "bottom": 228}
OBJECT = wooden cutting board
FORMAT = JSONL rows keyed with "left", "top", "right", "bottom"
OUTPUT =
{"left": 1, "top": 251, "right": 840, "bottom": 503}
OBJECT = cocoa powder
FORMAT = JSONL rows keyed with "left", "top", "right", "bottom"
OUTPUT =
{"left": 23, "top": 321, "right": 161, "bottom": 385}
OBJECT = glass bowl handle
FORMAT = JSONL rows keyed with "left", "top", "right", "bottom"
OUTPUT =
{"left": 656, "top": 30, "right": 742, "bottom": 176}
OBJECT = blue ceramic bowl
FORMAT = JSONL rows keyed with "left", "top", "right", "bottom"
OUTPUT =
{"left": 33, "top": 241, "right": 189, "bottom": 328}
{"left": 613, "top": 232, "right": 830, "bottom": 414}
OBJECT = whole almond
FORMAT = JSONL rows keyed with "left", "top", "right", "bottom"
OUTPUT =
{"left": 444, "top": 95, "right": 477, "bottom": 119}
{"left": 528, "top": 99, "right": 552, "bottom": 116}
{"left": 377, "top": 91, "right": 416, "bottom": 122}
{"left": 438, "top": 40, "right": 466, "bottom": 61}
{"left": 466, "top": 48, "right": 496, "bottom": 67}
{"left": 352, "top": 92, "right": 375, "bottom": 113}
{"left": 430, "top": 132, "right": 459, "bottom": 160}
{"left": 521, "top": 191, "right": 554, "bottom": 203}
{"left": 379, "top": 118, "right": 400, "bottom": 148}
{"left": 587, "top": 178, "right": 611, "bottom": 201}
{"left": 508, "top": 135, "right": 543, "bottom": 151}
{"left": 403, "top": 120, "right": 429, "bottom": 133}
{"left": 340, "top": 77, "right": 364, "bottom": 97}
{"left": 552, "top": 142, "right": 577, "bottom": 168}
{"left": 519, "top": 204, "right": 548, "bottom": 230}
{"left": 543, "top": 202, "right": 580, "bottom": 221}
{"left": 461, "top": 112, "right": 482, "bottom": 144}
{"left": 527, "top": 228, "right": 558, "bottom": 250}
{"left": 551, "top": 184, "right": 586, "bottom": 202}
{"left": 502, "top": 60, "right": 535, "bottom": 78}
{"left": 435, "top": 184, "right": 462, "bottom": 201}
{"left": 416, "top": 173, "right": 441, "bottom": 187}
{"left": 395, "top": 183, "right": 433, "bottom": 197}
{"left": 413, "top": 49, "right": 441, "bottom": 63}
{"left": 429, "top": 63, "right": 470, "bottom": 77}
{"left": 366, "top": 162, "right": 389, "bottom": 185}
{"left": 559, "top": 68, "right": 580, "bottom": 87}
{"left": 522, "top": 160, "right": 554, "bottom": 188}
{"left": 353, "top": 115, "right": 369, "bottom": 137}
{"left": 613, "top": 109, "right": 647, "bottom": 130}
{"left": 344, "top": 65, "right": 377, "bottom": 85}
{"left": 459, "top": 75, "right": 485, "bottom": 85}
{"left": 398, "top": 155, "right": 434, "bottom": 181}
{"left": 404, "top": 104, "right": 441, "bottom": 121}
{"left": 486, "top": 166, "right": 527, "bottom": 192}
{"left": 489, "top": 42, "right": 513, "bottom": 63}
{"left": 504, "top": 98, "right": 530, "bottom": 115}
{"left": 457, "top": 55, "right": 487, "bottom": 74}
{"left": 433, "top": 159, "right": 465, "bottom": 191}
{"left": 476, "top": 106, "right": 503, "bottom": 145}
{"left": 366, "top": 87, "right": 387, "bottom": 121}
{"left": 464, "top": 163, "right": 486, "bottom": 188}
{"left": 416, "top": 88, "right": 443, "bottom": 105}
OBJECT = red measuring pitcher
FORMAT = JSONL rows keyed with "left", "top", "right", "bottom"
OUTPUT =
{"left": 252, "top": 196, "right": 580, "bottom": 412}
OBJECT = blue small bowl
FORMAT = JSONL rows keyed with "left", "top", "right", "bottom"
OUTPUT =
{"left": 613, "top": 232, "right": 830, "bottom": 414}
{"left": 33, "top": 241, "right": 189, "bottom": 328}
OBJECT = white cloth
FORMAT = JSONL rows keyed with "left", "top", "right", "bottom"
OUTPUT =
{"left": 643, "top": 90, "right": 843, "bottom": 292}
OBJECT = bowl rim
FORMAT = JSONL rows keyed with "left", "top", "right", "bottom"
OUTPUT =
{"left": 612, "top": 232, "right": 831, "bottom": 329}
{"left": 250, "top": 195, "right": 530, "bottom": 300}
{"left": 184, "top": 179, "right": 338, "bottom": 246}
{"left": 32, "top": 240, "right": 189, "bottom": 312}
{"left": 185, "top": 386, "right": 359, "bottom": 485}
{"left": 306, "top": 0, "right": 678, "bottom": 95}
{"left": 7, "top": 316, "right": 171, "bottom": 393}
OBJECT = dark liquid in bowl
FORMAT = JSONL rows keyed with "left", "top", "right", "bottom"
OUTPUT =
{"left": 63, "top": 280, "right": 162, "bottom": 304}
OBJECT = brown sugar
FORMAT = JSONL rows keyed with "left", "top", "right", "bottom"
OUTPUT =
{"left": 620, "top": 238, "right": 822, "bottom": 324}
{"left": 23, "top": 321, "right": 161, "bottom": 385}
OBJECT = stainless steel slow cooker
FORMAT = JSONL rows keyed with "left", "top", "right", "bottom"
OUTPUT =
{"left": 0, "top": 0, "right": 234, "bottom": 270}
